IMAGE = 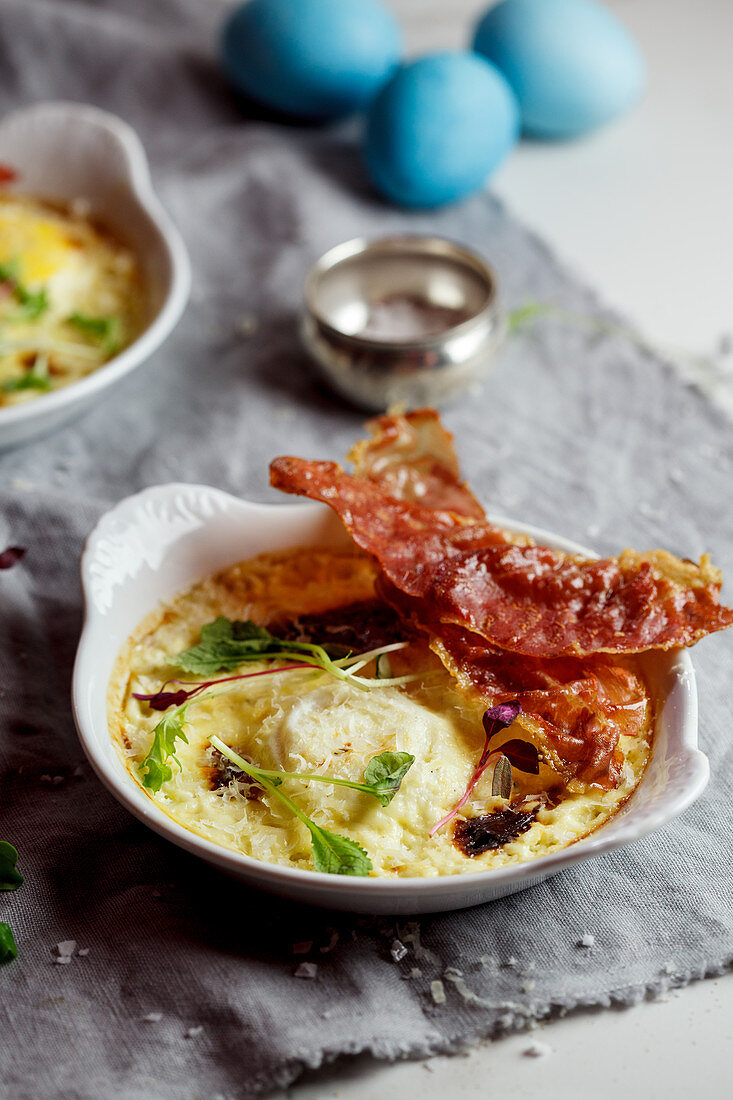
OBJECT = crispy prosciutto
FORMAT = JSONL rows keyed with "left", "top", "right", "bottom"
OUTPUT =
{"left": 269, "top": 410, "right": 733, "bottom": 790}
{"left": 348, "top": 409, "right": 486, "bottom": 520}
{"left": 433, "top": 625, "right": 648, "bottom": 788}
{"left": 377, "top": 577, "right": 646, "bottom": 787}
{"left": 270, "top": 458, "right": 733, "bottom": 658}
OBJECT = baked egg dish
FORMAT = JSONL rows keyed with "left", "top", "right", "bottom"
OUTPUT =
{"left": 109, "top": 408, "right": 733, "bottom": 881}
{"left": 110, "top": 544, "right": 655, "bottom": 878}
{"left": 108, "top": 408, "right": 733, "bottom": 879}
{"left": 0, "top": 193, "right": 144, "bottom": 406}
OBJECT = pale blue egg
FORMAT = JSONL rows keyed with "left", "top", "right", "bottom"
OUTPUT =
{"left": 221, "top": 0, "right": 403, "bottom": 121}
{"left": 473, "top": 0, "right": 646, "bottom": 139}
{"left": 364, "top": 52, "right": 520, "bottom": 208}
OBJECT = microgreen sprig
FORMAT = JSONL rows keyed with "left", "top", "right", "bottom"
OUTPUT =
{"left": 133, "top": 663, "right": 314, "bottom": 711}
{"left": 212, "top": 740, "right": 415, "bottom": 809}
{"left": 0, "top": 260, "right": 49, "bottom": 321}
{"left": 172, "top": 616, "right": 415, "bottom": 689}
{"left": 138, "top": 706, "right": 190, "bottom": 792}
{"left": 137, "top": 624, "right": 417, "bottom": 790}
{"left": 430, "top": 701, "right": 522, "bottom": 837}
{"left": 2, "top": 350, "right": 51, "bottom": 394}
{"left": 212, "top": 737, "right": 415, "bottom": 876}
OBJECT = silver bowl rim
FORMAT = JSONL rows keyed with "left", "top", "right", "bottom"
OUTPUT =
{"left": 303, "top": 234, "right": 502, "bottom": 352}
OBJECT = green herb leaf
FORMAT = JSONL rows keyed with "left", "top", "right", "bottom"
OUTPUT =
{"left": 0, "top": 922, "right": 18, "bottom": 964}
{"left": 14, "top": 286, "right": 49, "bottom": 320}
{"left": 1, "top": 352, "right": 51, "bottom": 393}
{"left": 67, "top": 312, "right": 121, "bottom": 354}
{"left": 0, "top": 260, "right": 49, "bottom": 320}
{"left": 173, "top": 618, "right": 415, "bottom": 693}
{"left": 2, "top": 372, "right": 50, "bottom": 393}
{"left": 0, "top": 259, "right": 21, "bottom": 284}
{"left": 491, "top": 755, "right": 513, "bottom": 800}
{"left": 362, "top": 751, "right": 415, "bottom": 807}
{"left": 309, "top": 826, "right": 372, "bottom": 876}
{"left": 0, "top": 841, "right": 23, "bottom": 891}
{"left": 174, "top": 617, "right": 285, "bottom": 675}
{"left": 140, "top": 706, "right": 189, "bottom": 792}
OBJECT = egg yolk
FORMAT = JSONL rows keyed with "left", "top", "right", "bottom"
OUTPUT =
{"left": 0, "top": 209, "right": 73, "bottom": 284}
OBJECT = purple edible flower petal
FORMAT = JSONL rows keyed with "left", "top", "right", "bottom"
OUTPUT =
{"left": 0, "top": 546, "right": 26, "bottom": 570}
{"left": 482, "top": 700, "right": 522, "bottom": 736}
{"left": 133, "top": 688, "right": 194, "bottom": 710}
{"left": 498, "top": 738, "right": 540, "bottom": 775}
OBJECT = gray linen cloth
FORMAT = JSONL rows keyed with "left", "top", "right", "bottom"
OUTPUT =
{"left": 1, "top": 2, "right": 732, "bottom": 1097}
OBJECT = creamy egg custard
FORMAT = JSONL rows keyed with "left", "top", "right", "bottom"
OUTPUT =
{"left": 0, "top": 194, "right": 144, "bottom": 405}
{"left": 109, "top": 546, "right": 653, "bottom": 879}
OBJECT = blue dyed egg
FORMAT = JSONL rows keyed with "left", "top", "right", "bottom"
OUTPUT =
{"left": 473, "top": 0, "right": 645, "bottom": 139}
{"left": 221, "top": 0, "right": 403, "bottom": 120}
{"left": 364, "top": 52, "right": 520, "bottom": 208}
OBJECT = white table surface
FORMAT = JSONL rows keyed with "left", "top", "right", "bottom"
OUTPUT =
{"left": 276, "top": 1, "right": 733, "bottom": 1096}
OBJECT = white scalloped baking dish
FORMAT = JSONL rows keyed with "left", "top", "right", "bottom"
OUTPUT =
{"left": 72, "top": 483, "right": 708, "bottom": 914}
{"left": 0, "top": 101, "right": 190, "bottom": 449}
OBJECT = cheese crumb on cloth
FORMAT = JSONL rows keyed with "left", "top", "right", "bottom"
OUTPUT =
{"left": 1, "top": 0, "right": 733, "bottom": 1097}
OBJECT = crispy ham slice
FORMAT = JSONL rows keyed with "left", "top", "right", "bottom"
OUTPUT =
{"left": 377, "top": 577, "right": 645, "bottom": 788}
{"left": 348, "top": 409, "right": 486, "bottom": 520}
{"left": 269, "top": 457, "right": 733, "bottom": 658}
{"left": 433, "top": 624, "right": 649, "bottom": 788}
{"left": 270, "top": 410, "right": 732, "bottom": 789}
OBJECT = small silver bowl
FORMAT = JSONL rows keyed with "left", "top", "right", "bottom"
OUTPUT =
{"left": 301, "top": 235, "right": 505, "bottom": 411}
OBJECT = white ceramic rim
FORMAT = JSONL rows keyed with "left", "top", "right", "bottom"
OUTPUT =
{"left": 72, "top": 484, "right": 709, "bottom": 907}
{"left": 0, "top": 101, "right": 191, "bottom": 430}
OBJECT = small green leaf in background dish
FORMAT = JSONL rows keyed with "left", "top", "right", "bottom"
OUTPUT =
{"left": 1, "top": 352, "right": 51, "bottom": 393}
{"left": 67, "top": 312, "right": 121, "bottom": 354}
{"left": 0, "top": 259, "right": 50, "bottom": 320}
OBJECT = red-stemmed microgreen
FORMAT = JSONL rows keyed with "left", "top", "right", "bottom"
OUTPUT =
{"left": 429, "top": 701, "right": 522, "bottom": 837}
{"left": 137, "top": 623, "right": 417, "bottom": 791}
{"left": 133, "top": 664, "right": 314, "bottom": 711}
